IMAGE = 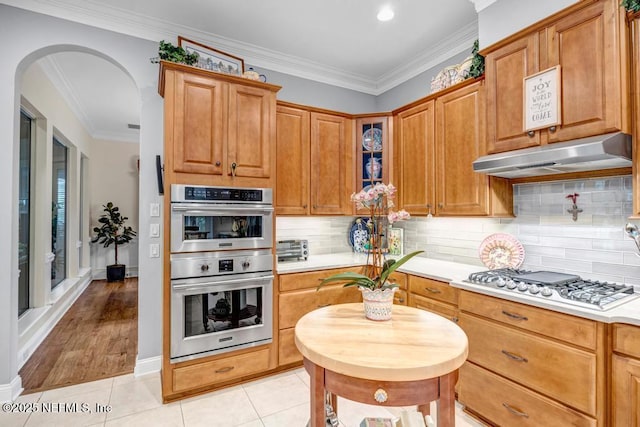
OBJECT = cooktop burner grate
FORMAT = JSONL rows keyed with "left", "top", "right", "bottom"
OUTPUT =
{"left": 465, "top": 268, "right": 638, "bottom": 310}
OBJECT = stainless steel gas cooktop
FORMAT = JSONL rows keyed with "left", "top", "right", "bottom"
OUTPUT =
{"left": 465, "top": 268, "right": 639, "bottom": 310}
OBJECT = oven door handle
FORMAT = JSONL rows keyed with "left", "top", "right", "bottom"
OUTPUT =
{"left": 172, "top": 274, "right": 274, "bottom": 292}
{"left": 172, "top": 204, "right": 274, "bottom": 213}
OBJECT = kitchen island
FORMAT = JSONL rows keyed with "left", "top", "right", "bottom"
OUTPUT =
{"left": 294, "top": 303, "right": 468, "bottom": 427}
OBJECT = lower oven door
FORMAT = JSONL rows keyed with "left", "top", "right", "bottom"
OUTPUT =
{"left": 170, "top": 271, "right": 273, "bottom": 363}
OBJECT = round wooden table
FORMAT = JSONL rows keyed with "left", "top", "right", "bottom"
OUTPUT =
{"left": 295, "top": 303, "right": 468, "bottom": 427}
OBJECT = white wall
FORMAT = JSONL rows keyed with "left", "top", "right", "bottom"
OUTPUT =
{"left": 0, "top": 4, "right": 163, "bottom": 400}
{"left": 89, "top": 138, "right": 140, "bottom": 278}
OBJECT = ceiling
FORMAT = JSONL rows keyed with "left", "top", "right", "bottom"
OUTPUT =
{"left": 8, "top": 0, "right": 493, "bottom": 143}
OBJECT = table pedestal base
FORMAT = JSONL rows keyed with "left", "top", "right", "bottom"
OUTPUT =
{"left": 304, "top": 358, "right": 458, "bottom": 427}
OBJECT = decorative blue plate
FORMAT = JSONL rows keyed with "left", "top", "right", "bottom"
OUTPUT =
{"left": 349, "top": 217, "right": 370, "bottom": 253}
{"left": 362, "top": 128, "right": 383, "bottom": 151}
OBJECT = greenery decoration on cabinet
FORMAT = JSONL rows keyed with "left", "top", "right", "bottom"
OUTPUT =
{"left": 622, "top": 0, "right": 640, "bottom": 12}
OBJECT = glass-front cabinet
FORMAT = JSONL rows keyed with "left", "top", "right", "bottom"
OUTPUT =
{"left": 355, "top": 116, "right": 390, "bottom": 214}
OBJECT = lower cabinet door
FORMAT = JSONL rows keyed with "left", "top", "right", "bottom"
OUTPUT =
{"left": 278, "top": 327, "right": 303, "bottom": 366}
{"left": 612, "top": 354, "right": 640, "bottom": 427}
{"left": 459, "top": 363, "right": 596, "bottom": 427}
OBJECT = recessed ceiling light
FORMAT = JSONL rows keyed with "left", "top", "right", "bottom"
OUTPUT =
{"left": 377, "top": 7, "right": 394, "bottom": 22}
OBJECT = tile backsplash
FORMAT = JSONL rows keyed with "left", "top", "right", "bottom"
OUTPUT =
{"left": 276, "top": 176, "right": 640, "bottom": 286}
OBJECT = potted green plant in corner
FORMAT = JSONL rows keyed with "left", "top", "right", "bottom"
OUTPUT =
{"left": 92, "top": 202, "right": 136, "bottom": 282}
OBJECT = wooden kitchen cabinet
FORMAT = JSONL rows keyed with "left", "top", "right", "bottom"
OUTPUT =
{"left": 483, "top": 0, "right": 629, "bottom": 153}
{"left": 394, "top": 100, "right": 435, "bottom": 216}
{"left": 394, "top": 80, "right": 512, "bottom": 217}
{"left": 159, "top": 61, "right": 279, "bottom": 186}
{"left": 457, "top": 290, "right": 607, "bottom": 426}
{"left": 277, "top": 268, "right": 407, "bottom": 366}
{"left": 630, "top": 11, "right": 640, "bottom": 217}
{"left": 354, "top": 116, "right": 392, "bottom": 214}
{"left": 435, "top": 80, "right": 511, "bottom": 216}
{"left": 611, "top": 323, "right": 640, "bottom": 426}
{"left": 275, "top": 102, "right": 353, "bottom": 215}
{"left": 408, "top": 275, "right": 459, "bottom": 323}
{"left": 275, "top": 104, "right": 310, "bottom": 215}
{"left": 277, "top": 267, "right": 362, "bottom": 366}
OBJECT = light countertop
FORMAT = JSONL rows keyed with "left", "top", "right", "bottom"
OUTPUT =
{"left": 277, "top": 252, "right": 640, "bottom": 326}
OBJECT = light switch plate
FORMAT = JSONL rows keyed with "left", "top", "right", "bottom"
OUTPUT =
{"left": 150, "top": 203, "right": 160, "bottom": 217}
{"left": 150, "top": 243, "right": 160, "bottom": 258}
{"left": 150, "top": 223, "right": 160, "bottom": 237}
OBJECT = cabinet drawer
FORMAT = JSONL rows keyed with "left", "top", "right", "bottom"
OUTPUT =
{"left": 410, "top": 293, "right": 458, "bottom": 324}
{"left": 459, "top": 313, "right": 596, "bottom": 415}
{"left": 387, "top": 272, "right": 407, "bottom": 290}
{"left": 459, "top": 363, "right": 596, "bottom": 427}
{"left": 173, "top": 348, "right": 270, "bottom": 392}
{"left": 613, "top": 323, "right": 640, "bottom": 358}
{"left": 279, "top": 267, "right": 359, "bottom": 292}
{"left": 409, "top": 276, "right": 457, "bottom": 305}
{"left": 394, "top": 289, "right": 407, "bottom": 305}
{"left": 278, "top": 327, "right": 302, "bottom": 366}
{"left": 459, "top": 291, "right": 597, "bottom": 349}
{"left": 279, "top": 285, "right": 361, "bottom": 329}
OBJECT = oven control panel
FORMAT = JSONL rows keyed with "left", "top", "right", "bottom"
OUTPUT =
{"left": 170, "top": 249, "right": 272, "bottom": 279}
{"left": 171, "top": 184, "right": 273, "bottom": 204}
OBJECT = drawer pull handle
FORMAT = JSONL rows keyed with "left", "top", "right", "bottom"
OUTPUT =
{"left": 317, "top": 303, "right": 331, "bottom": 308}
{"left": 452, "top": 316, "right": 459, "bottom": 323}
{"left": 501, "top": 310, "right": 528, "bottom": 321}
{"left": 215, "top": 366, "right": 235, "bottom": 374}
{"left": 425, "top": 287, "right": 441, "bottom": 294}
{"left": 501, "top": 350, "right": 528, "bottom": 363}
{"left": 395, "top": 297, "right": 405, "bottom": 303}
{"left": 502, "top": 403, "right": 529, "bottom": 418}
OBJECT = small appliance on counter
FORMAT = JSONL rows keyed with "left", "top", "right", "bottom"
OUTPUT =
{"left": 276, "top": 239, "right": 308, "bottom": 262}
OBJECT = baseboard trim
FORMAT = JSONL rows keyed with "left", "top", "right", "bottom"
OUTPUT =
{"left": 0, "top": 375, "right": 23, "bottom": 403}
{"left": 134, "top": 356, "right": 161, "bottom": 377}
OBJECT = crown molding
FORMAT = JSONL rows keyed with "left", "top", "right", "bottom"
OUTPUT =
{"left": 92, "top": 130, "right": 139, "bottom": 144}
{"left": 468, "top": 0, "right": 498, "bottom": 13}
{"left": 37, "top": 55, "right": 96, "bottom": 135}
{"left": 4, "top": 0, "right": 478, "bottom": 95}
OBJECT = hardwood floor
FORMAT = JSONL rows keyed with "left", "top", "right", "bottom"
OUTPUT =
{"left": 19, "top": 278, "right": 138, "bottom": 394}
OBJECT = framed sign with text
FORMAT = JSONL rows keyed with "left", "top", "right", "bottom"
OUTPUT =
{"left": 524, "top": 65, "right": 561, "bottom": 132}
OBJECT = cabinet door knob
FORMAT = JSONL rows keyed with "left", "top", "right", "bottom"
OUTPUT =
{"left": 231, "top": 162, "right": 237, "bottom": 177}
{"left": 527, "top": 130, "right": 535, "bottom": 137}
{"left": 215, "top": 161, "right": 221, "bottom": 167}
{"left": 548, "top": 126, "right": 557, "bottom": 132}
{"left": 438, "top": 203, "right": 443, "bottom": 209}
{"left": 302, "top": 204, "right": 307, "bottom": 209}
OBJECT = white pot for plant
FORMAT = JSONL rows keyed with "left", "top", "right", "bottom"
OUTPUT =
{"left": 359, "top": 286, "right": 397, "bottom": 321}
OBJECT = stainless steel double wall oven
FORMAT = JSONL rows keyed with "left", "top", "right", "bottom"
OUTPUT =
{"left": 170, "top": 184, "right": 274, "bottom": 362}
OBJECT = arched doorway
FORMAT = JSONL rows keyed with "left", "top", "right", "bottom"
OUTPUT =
{"left": 15, "top": 49, "right": 141, "bottom": 392}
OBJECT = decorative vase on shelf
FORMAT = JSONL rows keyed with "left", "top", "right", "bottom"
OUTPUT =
{"left": 365, "top": 157, "right": 382, "bottom": 179}
{"left": 360, "top": 286, "right": 397, "bottom": 321}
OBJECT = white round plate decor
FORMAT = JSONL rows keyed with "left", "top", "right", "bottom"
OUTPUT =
{"left": 479, "top": 233, "right": 525, "bottom": 270}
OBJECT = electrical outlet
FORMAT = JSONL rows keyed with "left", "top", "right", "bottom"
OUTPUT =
{"left": 150, "top": 243, "right": 160, "bottom": 258}
{"left": 150, "top": 223, "right": 160, "bottom": 237}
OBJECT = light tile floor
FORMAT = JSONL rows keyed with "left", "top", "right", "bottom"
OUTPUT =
{"left": 1, "top": 369, "right": 486, "bottom": 427}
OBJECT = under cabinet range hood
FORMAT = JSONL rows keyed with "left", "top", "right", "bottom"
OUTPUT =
{"left": 472, "top": 132, "right": 632, "bottom": 179}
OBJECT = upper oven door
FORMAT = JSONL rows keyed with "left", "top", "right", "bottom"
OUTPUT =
{"left": 171, "top": 203, "right": 274, "bottom": 253}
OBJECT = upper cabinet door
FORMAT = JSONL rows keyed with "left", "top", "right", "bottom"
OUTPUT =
{"left": 485, "top": 34, "right": 540, "bottom": 153}
{"left": 276, "top": 105, "right": 310, "bottom": 215}
{"left": 227, "top": 83, "right": 274, "bottom": 178}
{"left": 435, "top": 81, "right": 489, "bottom": 216}
{"left": 355, "top": 116, "right": 390, "bottom": 215}
{"left": 171, "top": 71, "right": 224, "bottom": 175}
{"left": 310, "top": 112, "right": 352, "bottom": 215}
{"left": 395, "top": 100, "right": 435, "bottom": 215}
{"left": 545, "top": 0, "right": 625, "bottom": 143}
